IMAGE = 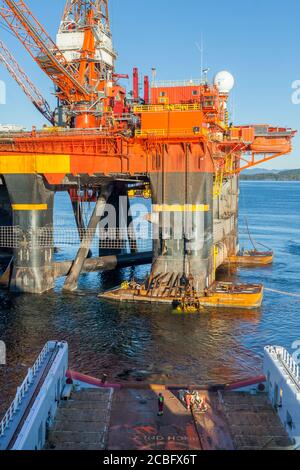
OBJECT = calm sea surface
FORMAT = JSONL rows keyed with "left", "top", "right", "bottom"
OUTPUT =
{"left": 0, "top": 181, "right": 300, "bottom": 416}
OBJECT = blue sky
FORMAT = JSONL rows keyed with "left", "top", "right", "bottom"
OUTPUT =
{"left": 0, "top": 0, "right": 299, "bottom": 169}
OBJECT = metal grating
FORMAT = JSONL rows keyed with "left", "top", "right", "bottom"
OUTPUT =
{"left": 0, "top": 226, "right": 153, "bottom": 250}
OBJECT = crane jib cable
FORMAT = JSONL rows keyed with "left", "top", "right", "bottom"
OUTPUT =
{"left": 0, "top": 0, "right": 90, "bottom": 98}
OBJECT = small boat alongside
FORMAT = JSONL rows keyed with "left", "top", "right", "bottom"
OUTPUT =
{"left": 225, "top": 250, "right": 273, "bottom": 266}
{"left": 99, "top": 280, "right": 264, "bottom": 310}
{"left": 198, "top": 282, "right": 264, "bottom": 309}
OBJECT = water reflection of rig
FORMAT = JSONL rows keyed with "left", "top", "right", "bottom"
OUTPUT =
{"left": 0, "top": 1, "right": 296, "bottom": 310}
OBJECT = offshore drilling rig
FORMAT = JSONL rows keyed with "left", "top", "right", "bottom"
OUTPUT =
{"left": 0, "top": 0, "right": 296, "bottom": 309}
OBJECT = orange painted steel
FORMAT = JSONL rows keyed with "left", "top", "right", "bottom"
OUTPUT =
{"left": 0, "top": 0, "right": 90, "bottom": 103}
{"left": 0, "top": 124, "right": 295, "bottom": 183}
{"left": 0, "top": 1, "right": 296, "bottom": 180}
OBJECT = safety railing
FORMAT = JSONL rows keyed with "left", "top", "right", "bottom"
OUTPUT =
{"left": 0, "top": 127, "right": 113, "bottom": 139}
{"left": 135, "top": 128, "right": 205, "bottom": 138}
{"left": 133, "top": 103, "right": 201, "bottom": 113}
{"left": 0, "top": 226, "right": 21, "bottom": 248}
{"left": 0, "top": 342, "right": 52, "bottom": 438}
{"left": 0, "top": 226, "right": 153, "bottom": 250}
{"left": 151, "top": 79, "right": 202, "bottom": 88}
{"left": 265, "top": 346, "right": 300, "bottom": 388}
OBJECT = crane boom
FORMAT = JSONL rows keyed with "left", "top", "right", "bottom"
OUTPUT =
{"left": 0, "top": 39, "right": 54, "bottom": 124}
{"left": 0, "top": 0, "right": 91, "bottom": 103}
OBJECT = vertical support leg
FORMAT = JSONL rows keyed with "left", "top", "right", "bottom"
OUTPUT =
{"left": 0, "top": 178, "right": 13, "bottom": 259}
{"left": 3, "top": 175, "right": 54, "bottom": 294}
{"left": 0, "top": 178, "right": 13, "bottom": 286}
{"left": 63, "top": 183, "right": 112, "bottom": 292}
{"left": 149, "top": 144, "right": 214, "bottom": 293}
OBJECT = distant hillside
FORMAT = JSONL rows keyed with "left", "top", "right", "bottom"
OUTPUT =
{"left": 240, "top": 169, "right": 300, "bottom": 181}
{"left": 243, "top": 168, "right": 282, "bottom": 175}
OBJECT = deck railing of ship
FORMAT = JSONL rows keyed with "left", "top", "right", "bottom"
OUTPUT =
{"left": 265, "top": 346, "right": 300, "bottom": 392}
{"left": 0, "top": 342, "right": 52, "bottom": 437}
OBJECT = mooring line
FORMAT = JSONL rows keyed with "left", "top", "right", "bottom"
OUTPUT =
{"left": 265, "top": 288, "right": 300, "bottom": 299}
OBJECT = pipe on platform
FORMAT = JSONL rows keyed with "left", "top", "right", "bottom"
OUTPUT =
{"left": 53, "top": 251, "right": 153, "bottom": 278}
{"left": 133, "top": 67, "right": 139, "bottom": 101}
{"left": 144, "top": 75, "right": 149, "bottom": 104}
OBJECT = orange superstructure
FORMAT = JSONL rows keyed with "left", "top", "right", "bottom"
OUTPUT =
{"left": 0, "top": 0, "right": 296, "bottom": 298}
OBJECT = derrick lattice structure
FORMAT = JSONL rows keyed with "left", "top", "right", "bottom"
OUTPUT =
{"left": 0, "top": 39, "right": 54, "bottom": 124}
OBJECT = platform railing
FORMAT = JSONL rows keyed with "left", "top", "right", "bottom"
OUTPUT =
{"left": 0, "top": 127, "right": 114, "bottom": 139}
{"left": 151, "top": 79, "right": 203, "bottom": 88}
{"left": 0, "top": 226, "right": 21, "bottom": 248}
{"left": 0, "top": 226, "right": 153, "bottom": 250}
{"left": 134, "top": 103, "right": 201, "bottom": 113}
{"left": 0, "top": 342, "right": 52, "bottom": 438}
{"left": 265, "top": 346, "right": 300, "bottom": 387}
{"left": 135, "top": 127, "right": 206, "bottom": 138}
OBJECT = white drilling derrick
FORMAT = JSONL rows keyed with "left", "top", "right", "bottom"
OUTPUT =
{"left": 56, "top": 0, "right": 116, "bottom": 77}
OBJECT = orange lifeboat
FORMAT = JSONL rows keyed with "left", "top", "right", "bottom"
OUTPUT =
{"left": 250, "top": 137, "right": 291, "bottom": 153}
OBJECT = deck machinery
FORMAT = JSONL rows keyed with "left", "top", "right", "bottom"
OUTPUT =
{"left": 0, "top": 0, "right": 296, "bottom": 308}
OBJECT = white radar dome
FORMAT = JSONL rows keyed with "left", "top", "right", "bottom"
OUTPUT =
{"left": 214, "top": 71, "right": 235, "bottom": 94}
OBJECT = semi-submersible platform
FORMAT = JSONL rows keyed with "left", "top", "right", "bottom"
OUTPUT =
{"left": 0, "top": 0, "right": 296, "bottom": 309}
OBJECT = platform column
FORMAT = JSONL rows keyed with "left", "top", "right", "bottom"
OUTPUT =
{"left": 0, "top": 178, "right": 13, "bottom": 259}
{"left": 149, "top": 145, "right": 214, "bottom": 294}
{"left": 99, "top": 182, "right": 135, "bottom": 256}
{"left": 3, "top": 175, "right": 54, "bottom": 294}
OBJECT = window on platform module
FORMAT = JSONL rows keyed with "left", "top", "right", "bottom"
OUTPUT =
{"left": 160, "top": 92, "right": 166, "bottom": 97}
{"left": 192, "top": 90, "right": 198, "bottom": 96}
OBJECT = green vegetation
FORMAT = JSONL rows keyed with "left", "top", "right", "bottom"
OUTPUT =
{"left": 240, "top": 169, "right": 300, "bottom": 181}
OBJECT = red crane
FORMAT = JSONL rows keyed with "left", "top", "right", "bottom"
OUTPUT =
{"left": 0, "top": 0, "right": 123, "bottom": 128}
{"left": 0, "top": 39, "right": 54, "bottom": 124}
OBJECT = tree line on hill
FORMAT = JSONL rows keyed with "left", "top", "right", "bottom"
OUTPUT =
{"left": 240, "top": 169, "right": 300, "bottom": 181}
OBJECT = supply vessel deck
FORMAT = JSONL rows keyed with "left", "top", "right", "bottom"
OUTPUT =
{"left": 1, "top": 341, "right": 299, "bottom": 451}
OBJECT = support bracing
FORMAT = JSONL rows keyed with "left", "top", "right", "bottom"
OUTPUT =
{"left": 63, "top": 183, "right": 112, "bottom": 291}
{"left": 69, "top": 190, "right": 92, "bottom": 258}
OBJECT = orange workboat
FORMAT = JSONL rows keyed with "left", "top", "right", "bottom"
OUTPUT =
{"left": 199, "top": 282, "right": 264, "bottom": 309}
{"left": 100, "top": 281, "right": 264, "bottom": 310}
{"left": 226, "top": 250, "right": 273, "bottom": 266}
